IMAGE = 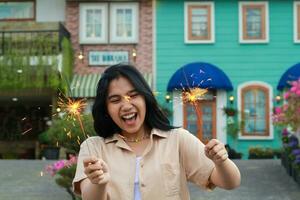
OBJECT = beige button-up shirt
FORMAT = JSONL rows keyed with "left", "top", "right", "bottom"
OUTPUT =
{"left": 73, "top": 128, "right": 215, "bottom": 200}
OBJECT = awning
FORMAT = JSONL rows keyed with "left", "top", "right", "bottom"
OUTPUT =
{"left": 167, "top": 62, "right": 233, "bottom": 91}
{"left": 69, "top": 73, "right": 152, "bottom": 98}
{"left": 70, "top": 74, "right": 101, "bottom": 98}
{"left": 277, "top": 63, "right": 300, "bottom": 90}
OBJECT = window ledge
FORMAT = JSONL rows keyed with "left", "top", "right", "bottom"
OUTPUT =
{"left": 238, "top": 135, "right": 273, "bottom": 140}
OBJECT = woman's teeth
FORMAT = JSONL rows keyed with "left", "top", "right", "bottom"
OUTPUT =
{"left": 122, "top": 113, "right": 136, "bottom": 120}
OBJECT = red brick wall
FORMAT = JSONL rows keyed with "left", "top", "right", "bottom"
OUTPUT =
{"left": 65, "top": 0, "right": 152, "bottom": 75}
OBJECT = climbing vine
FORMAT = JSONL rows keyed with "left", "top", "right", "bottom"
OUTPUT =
{"left": 0, "top": 32, "right": 73, "bottom": 91}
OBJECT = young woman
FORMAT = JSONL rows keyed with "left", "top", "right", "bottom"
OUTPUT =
{"left": 73, "top": 64, "right": 241, "bottom": 200}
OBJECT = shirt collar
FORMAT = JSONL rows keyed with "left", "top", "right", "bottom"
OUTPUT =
{"left": 151, "top": 128, "right": 169, "bottom": 138}
{"left": 104, "top": 128, "right": 169, "bottom": 144}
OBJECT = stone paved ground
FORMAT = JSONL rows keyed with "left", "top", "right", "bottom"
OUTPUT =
{"left": 189, "top": 159, "right": 300, "bottom": 200}
{"left": 0, "top": 159, "right": 299, "bottom": 200}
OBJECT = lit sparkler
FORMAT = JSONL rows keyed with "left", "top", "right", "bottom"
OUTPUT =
{"left": 182, "top": 88, "right": 208, "bottom": 103}
{"left": 57, "top": 96, "right": 91, "bottom": 154}
{"left": 181, "top": 69, "right": 210, "bottom": 141}
{"left": 182, "top": 88, "right": 208, "bottom": 125}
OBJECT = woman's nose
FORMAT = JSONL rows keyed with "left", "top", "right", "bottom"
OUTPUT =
{"left": 121, "top": 96, "right": 133, "bottom": 110}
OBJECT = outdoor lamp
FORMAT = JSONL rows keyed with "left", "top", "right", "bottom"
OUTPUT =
{"left": 78, "top": 45, "right": 84, "bottom": 61}
{"left": 229, "top": 95, "right": 234, "bottom": 104}
{"left": 78, "top": 50, "right": 84, "bottom": 60}
{"left": 275, "top": 94, "right": 281, "bottom": 103}
{"left": 165, "top": 94, "right": 171, "bottom": 103}
{"left": 132, "top": 48, "right": 137, "bottom": 62}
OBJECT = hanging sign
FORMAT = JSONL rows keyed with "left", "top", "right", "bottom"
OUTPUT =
{"left": 89, "top": 51, "right": 129, "bottom": 66}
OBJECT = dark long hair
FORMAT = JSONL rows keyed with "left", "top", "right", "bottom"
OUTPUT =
{"left": 92, "top": 63, "right": 175, "bottom": 138}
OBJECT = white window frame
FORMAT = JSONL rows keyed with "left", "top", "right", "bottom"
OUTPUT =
{"left": 294, "top": 2, "right": 300, "bottom": 43}
{"left": 184, "top": 2, "right": 215, "bottom": 44}
{"left": 239, "top": 1, "right": 269, "bottom": 43}
{"left": 79, "top": 3, "right": 108, "bottom": 44}
{"left": 237, "top": 81, "right": 274, "bottom": 140}
{"left": 110, "top": 3, "right": 139, "bottom": 44}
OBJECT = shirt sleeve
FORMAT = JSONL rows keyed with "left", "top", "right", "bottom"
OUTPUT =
{"left": 72, "top": 137, "right": 102, "bottom": 195}
{"left": 178, "top": 128, "right": 216, "bottom": 190}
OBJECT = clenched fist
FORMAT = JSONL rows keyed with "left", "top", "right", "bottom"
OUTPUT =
{"left": 205, "top": 139, "right": 228, "bottom": 165}
{"left": 83, "top": 156, "right": 110, "bottom": 185}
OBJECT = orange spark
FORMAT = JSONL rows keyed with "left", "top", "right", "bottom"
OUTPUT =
{"left": 183, "top": 88, "right": 208, "bottom": 103}
{"left": 58, "top": 97, "right": 86, "bottom": 117}
{"left": 56, "top": 94, "right": 91, "bottom": 154}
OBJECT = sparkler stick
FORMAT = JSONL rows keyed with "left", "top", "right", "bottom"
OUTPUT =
{"left": 181, "top": 69, "right": 208, "bottom": 141}
{"left": 57, "top": 95, "right": 92, "bottom": 156}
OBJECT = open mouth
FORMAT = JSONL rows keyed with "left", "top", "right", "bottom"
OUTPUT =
{"left": 121, "top": 113, "right": 137, "bottom": 124}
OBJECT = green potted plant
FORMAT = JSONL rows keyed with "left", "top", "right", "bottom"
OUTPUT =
{"left": 223, "top": 107, "right": 237, "bottom": 116}
{"left": 248, "top": 146, "right": 274, "bottom": 159}
{"left": 39, "top": 114, "right": 97, "bottom": 155}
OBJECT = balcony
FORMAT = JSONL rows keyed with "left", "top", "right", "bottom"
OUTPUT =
{"left": 0, "top": 22, "right": 72, "bottom": 91}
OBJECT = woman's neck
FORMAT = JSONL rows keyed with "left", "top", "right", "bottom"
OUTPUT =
{"left": 120, "top": 126, "right": 150, "bottom": 142}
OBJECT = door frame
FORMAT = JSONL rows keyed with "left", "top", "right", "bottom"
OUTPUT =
{"left": 183, "top": 99, "right": 216, "bottom": 142}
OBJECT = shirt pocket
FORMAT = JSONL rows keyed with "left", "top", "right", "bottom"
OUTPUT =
{"left": 161, "top": 163, "right": 181, "bottom": 197}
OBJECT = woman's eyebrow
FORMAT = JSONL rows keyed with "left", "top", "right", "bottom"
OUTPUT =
{"left": 127, "top": 89, "right": 138, "bottom": 94}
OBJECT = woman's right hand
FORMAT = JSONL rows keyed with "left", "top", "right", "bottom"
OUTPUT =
{"left": 83, "top": 156, "right": 110, "bottom": 185}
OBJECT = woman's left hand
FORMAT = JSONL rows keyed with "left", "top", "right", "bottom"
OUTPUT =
{"left": 205, "top": 139, "right": 228, "bottom": 165}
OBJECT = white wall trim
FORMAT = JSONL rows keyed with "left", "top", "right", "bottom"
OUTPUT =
{"left": 216, "top": 90, "right": 227, "bottom": 144}
{"left": 237, "top": 81, "right": 274, "bottom": 140}
{"left": 173, "top": 91, "right": 183, "bottom": 127}
{"left": 109, "top": 2, "right": 139, "bottom": 44}
{"left": 184, "top": 2, "right": 215, "bottom": 44}
{"left": 79, "top": 3, "right": 108, "bottom": 44}
{"left": 239, "top": 1, "right": 269, "bottom": 44}
{"left": 294, "top": 1, "right": 300, "bottom": 43}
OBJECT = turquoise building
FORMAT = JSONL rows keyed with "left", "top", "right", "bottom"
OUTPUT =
{"left": 155, "top": 0, "right": 300, "bottom": 158}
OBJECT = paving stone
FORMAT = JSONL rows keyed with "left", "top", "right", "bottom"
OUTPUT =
{"left": 0, "top": 159, "right": 299, "bottom": 200}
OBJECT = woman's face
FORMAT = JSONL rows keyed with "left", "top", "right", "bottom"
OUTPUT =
{"left": 106, "top": 76, "right": 147, "bottom": 136}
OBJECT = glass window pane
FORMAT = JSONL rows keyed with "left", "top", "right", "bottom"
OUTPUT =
{"left": 94, "top": 9, "right": 102, "bottom": 24}
{"left": 191, "top": 8, "right": 208, "bottom": 37}
{"left": 186, "top": 104, "right": 198, "bottom": 137}
{"left": 94, "top": 24, "right": 101, "bottom": 37}
{"left": 115, "top": 8, "right": 133, "bottom": 38}
{"left": 85, "top": 8, "right": 102, "bottom": 38}
{"left": 202, "top": 106, "right": 213, "bottom": 140}
{"left": 86, "top": 9, "right": 93, "bottom": 24}
{"left": 246, "top": 8, "right": 262, "bottom": 38}
{"left": 0, "top": 2, "right": 34, "bottom": 19}
{"left": 86, "top": 24, "right": 93, "bottom": 37}
{"left": 242, "top": 88, "right": 267, "bottom": 135}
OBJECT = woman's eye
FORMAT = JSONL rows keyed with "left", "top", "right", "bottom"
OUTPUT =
{"left": 130, "top": 92, "right": 139, "bottom": 98}
{"left": 110, "top": 98, "right": 120, "bottom": 103}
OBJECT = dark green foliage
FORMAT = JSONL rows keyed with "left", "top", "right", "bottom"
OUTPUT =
{"left": 39, "top": 114, "right": 97, "bottom": 153}
{"left": 248, "top": 146, "right": 275, "bottom": 159}
{"left": 55, "top": 164, "right": 76, "bottom": 188}
{"left": 55, "top": 165, "right": 81, "bottom": 200}
{"left": 0, "top": 33, "right": 73, "bottom": 90}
